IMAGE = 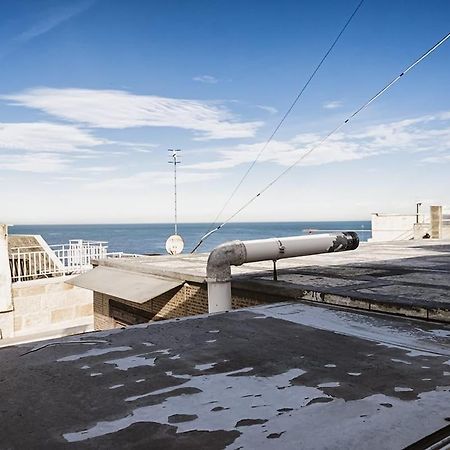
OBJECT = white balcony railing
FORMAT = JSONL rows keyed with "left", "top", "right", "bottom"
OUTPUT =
{"left": 8, "top": 240, "right": 140, "bottom": 283}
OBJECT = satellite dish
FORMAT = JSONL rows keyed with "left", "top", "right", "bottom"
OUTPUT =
{"left": 166, "top": 234, "right": 184, "bottom": 255}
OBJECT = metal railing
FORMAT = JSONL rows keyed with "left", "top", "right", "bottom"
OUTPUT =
{"left": 50, "top": 240, "right": 108, "bottom": 269}
{"left": 9, "top": 240, "right": 140, "bottom": 283}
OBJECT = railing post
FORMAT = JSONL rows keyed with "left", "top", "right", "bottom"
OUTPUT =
{"left": 17, "top": 248, "right": 21, "bottom": 282}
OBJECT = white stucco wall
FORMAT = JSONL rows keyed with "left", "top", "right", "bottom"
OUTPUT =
{"left": 370, "top": 214, "right": 419, "bottom": 242}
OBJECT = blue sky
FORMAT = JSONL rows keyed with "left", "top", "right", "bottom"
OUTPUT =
{"left": 0, "top": 0, "right": 449, "bottom": 224}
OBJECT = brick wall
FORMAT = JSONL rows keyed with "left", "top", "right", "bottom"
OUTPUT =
{"left": 93, "top": 282, "right": 267, "bottom": 331}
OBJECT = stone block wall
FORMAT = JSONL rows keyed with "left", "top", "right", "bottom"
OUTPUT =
{"left": 0, "top": 276, "right": 93, "bottom": 345}
{"left": 93, "top": 281, "right": 265, "bottom": 331}
{"left": 430, "top": 205, "right": 443, "bottom": 239}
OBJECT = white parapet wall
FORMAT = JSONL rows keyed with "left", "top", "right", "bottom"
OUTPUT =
{"left": 371, "top": 206, "right": 450, "bottom": 242}
{"left": 370, "top": 214, "right": 420, "bottom": 242}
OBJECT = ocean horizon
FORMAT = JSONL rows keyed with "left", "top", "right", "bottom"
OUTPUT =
{"left": 10, "top": 221, "right": 372, "bottom": 255}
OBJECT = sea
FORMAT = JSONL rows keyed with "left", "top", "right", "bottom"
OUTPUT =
{"left": 10, "top": 222, "right": 371, "bottom": 255}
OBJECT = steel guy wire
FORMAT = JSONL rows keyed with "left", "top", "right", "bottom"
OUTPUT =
{"left": 191, "top": 31, "right": 450, "bottom": 252}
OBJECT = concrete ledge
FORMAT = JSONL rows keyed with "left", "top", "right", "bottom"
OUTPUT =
{"left": 0, "top": 322, "right": 93, "bottom": 348}
{"left": 232, "top": 278, "right": 450, "bottom": 323}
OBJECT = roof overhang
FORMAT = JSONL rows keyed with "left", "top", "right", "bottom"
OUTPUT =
{"left": 66, "top": 266, "right": 184, "bottom": 304}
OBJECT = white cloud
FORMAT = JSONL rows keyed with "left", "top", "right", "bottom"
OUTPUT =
{"left": 0, "top": 1, "right": 94, "bottom": 60}
{"left": 0, "top": 122, "right": 105, "bottom": 153}
{"left": 135, "top": 148, "right": 153, "bottom": 153}
{"left": 323, "top": 100, "right": 343, "bottom": 110}
{"left": 3, "top": 88, "right": 262, "bottom": 140}
{"left": 193, "top": 75, "right": 219, "bottom": 84}
{"left": 81, "top": 166, "right": 117, "bottom": 173}
{"left": 256, "top": 105, "right": 278, "bottom": 114}
{"left": 87, "top": 170, "right": 221, "bottom": 190}
{"left": 0, "top": 153, "right": 70, "bottom": 173}
{"left": 55, "top": 176, "right": 88, "bottom": 181}
{"left": 16, "top": 1, "right": 94, "bottom": 43}
{"left": 421, "top": 154, "right": 450, "bottom": 163}
{"left": 185, "top": 112, "right": 450, "bottom": 170}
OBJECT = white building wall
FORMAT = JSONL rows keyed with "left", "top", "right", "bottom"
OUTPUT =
{"left": 371, "top": 208, "right": 450, "bottom": 242}
{"left": 370, "top": 214, "right": 420, "bottom": 242}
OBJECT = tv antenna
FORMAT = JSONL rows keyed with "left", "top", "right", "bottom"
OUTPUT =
{"left": 166, "top": 149, "right": 184, "bottom": 255}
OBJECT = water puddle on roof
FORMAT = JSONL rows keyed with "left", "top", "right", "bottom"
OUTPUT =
{"left": 317, "top": 382, "right": 340, "bottom": 388}
{"left": 105, "top": 355, "right": 156, "bottom": 371}
{"left": 62, "top": 366, "right": 450, "bottom": 449}
{"left": 57, "top": 346, "right": 132, "bottom": 362}
{"left": 195, "top": 363, "right": 217, "bottom": 371}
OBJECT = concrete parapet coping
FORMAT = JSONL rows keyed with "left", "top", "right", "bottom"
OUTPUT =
{"left": 231, "top": 278, "right": 450, "bottom": 323}
{"left": 0, "top": 322, "right": 93, "bottom": 348}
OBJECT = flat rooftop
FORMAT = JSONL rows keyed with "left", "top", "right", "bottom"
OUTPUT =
{"left": 1, "top": 301, "right": 449, "bottom": 448}
{"left": 99, "top": 239, "right": 450, "bottom": 322}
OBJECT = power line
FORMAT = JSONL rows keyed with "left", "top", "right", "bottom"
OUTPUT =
{"left": 191, "top": 31, "right": 450, "bottom": 253}
{"left": 198, "top": 0, "right": 365, "bottom": 245}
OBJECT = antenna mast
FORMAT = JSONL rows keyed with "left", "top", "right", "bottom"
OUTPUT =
{"left": 168, "top": 149, "right": 181, "bottom": 235}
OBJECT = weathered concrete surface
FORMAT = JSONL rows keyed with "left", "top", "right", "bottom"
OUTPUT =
{"left": 98, "top": 240, "right": 450, "bottom": 322}
{"left": 0, "top": 302, "right": 449, "bottom": 449}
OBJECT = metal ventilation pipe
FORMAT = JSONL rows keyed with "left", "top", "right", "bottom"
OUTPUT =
{"left": 206, "top": 232, "right": 359, "bottom": 313}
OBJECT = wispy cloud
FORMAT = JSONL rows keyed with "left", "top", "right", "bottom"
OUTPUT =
{"left": 82, "top": 166, "right": 117, "bottom": 173}
{"left": 323, "top": 100, "right": 343, "bottom": 110}
{"left": 15, "top": 1, "right": 95, "bottom": 43}
{"left": 256, "top": 105, "right": 278, "bottom": 114}
{"left": 0, "top": 153, "right": 70, "bottom": 173}
{"left": 185, "top": 113, "right": 450, "bottom": 170}
{"left": 4, "top": 88, "right": 262, "bottom": 140}
{"left": 0, "top": 1, "right": 94, "bottom": 60}
{"left": 87, "top": 170, "right": 221, "bottom": 190}
{"left": 420, "top": 154, "right": 450, "bottom": 163}
{"left": 135, "top": 148, "right": 153, "bottom": 153}
{"left": 0, "top": 122, "right": 105, "bottom": 153}
{"left": 55, "top": 176, "right": 88, "bottom": 181}
{"left": 193, "top": 75, "right": 219, "bottom": 84}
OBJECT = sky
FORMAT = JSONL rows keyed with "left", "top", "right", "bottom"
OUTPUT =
{"left": 0, "top": 0, "right": 449, "bottom": 224}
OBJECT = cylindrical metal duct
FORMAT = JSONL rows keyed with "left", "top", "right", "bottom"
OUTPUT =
{"left": 206, "top": 232, "right": 359, "bottom": 313}
{"left": 243, "top": 232, "right": 359, "bottom": 262}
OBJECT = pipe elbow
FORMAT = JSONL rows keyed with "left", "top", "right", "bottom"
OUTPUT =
{"left": 206, "top": 240, "right": 247, "bottom": 283}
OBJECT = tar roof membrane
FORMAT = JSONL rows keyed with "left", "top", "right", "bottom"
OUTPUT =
{"left": 0, "top": 302, "right": 449, "bottom": 449}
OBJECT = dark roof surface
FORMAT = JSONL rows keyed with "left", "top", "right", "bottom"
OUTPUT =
{"left": 1, "top": 302, "right": 449, "bottom": 449}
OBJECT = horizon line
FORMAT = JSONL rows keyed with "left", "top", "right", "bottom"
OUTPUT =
{"left": 7, "top": 219, "right": 372, "bottom": 227}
